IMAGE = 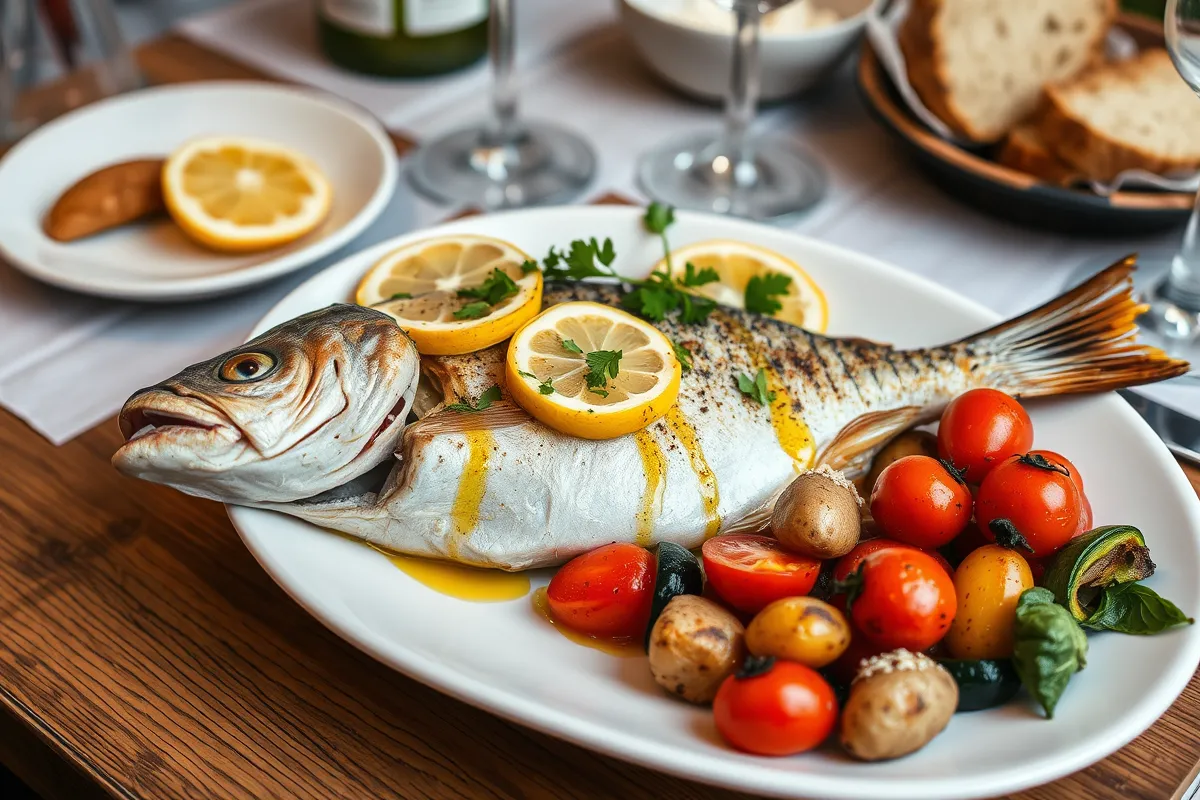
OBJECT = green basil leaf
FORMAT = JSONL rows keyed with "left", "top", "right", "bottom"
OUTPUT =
{"left": 1083, "top": 582, "right": 1195, "bottom": 635}
{"left": 1012, "top": 587, "right": 1088, "bottom": 719}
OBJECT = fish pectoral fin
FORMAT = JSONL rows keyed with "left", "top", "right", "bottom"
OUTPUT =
{"left": 406, "top": 401, "right": 532, "bottom": 435}
{"left": 817, "top": 406, "right": 927, "bottom": 475}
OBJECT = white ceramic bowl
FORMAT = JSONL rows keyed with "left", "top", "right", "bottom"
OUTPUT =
{"left": 618, "top": 0, "right": 875, "bottom": 102}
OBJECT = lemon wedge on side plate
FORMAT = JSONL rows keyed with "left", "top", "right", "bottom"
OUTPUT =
{"left": 356, "top": 235, "right": 542, "bottom": 356}
{"left": 658, "top": 240, "right": 828, "bottom": 333}
{"left": 506, "top": 302, "right": 681, "bottom": 440}
{"left": 162, "top": 136, "right": 332, "bottom": 252}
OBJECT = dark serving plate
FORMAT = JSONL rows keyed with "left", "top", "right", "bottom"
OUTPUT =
{"left": 855, "top": 14, "right": 1194, "bottom": 236}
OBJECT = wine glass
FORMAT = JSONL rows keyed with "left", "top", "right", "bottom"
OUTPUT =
{"left": 1146, "top": 0, "right": 1200, "bottom": 368}
{"left": 636, "top": 0, "right": 826, "bottom": 221}
{"left": 408, "top": 0, "right": 596, "bottom": 209}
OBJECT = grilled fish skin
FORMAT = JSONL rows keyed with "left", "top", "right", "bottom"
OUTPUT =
{"left": 113, "top": 260, "right": 1188, "bottom": 570}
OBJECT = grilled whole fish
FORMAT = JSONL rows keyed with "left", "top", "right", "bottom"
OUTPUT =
{"left": 113, "top": 260, "right": 1187, "bottom": 569}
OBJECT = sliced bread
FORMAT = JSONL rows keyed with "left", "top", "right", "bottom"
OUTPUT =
{"left": 900, "top": 0, "right": 1116, "bottom": 143}
{"left": 997, "top": 123, "right": 1080, "bottom": 185}
{"left": 1039, "top": 48, "right": 1200, "bottom": 181}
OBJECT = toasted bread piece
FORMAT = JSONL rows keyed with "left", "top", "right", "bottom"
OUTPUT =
{"left": 997, "top": 123, "right": 1080, "bottom": 185}
{"left": 900, "top": 0, "right": 1116, "bottom": 143}
{"left": 1039, "top": 48, "right": 1200, "bottom": 181}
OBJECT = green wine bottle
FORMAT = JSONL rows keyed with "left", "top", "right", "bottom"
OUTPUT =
{"left": 318, "top": 0, "right": 488, "bottom": 78}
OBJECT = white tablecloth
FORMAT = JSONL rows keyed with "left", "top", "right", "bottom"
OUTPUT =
{"left": 0, "top": 0, "right": 1190, "bottom": 444}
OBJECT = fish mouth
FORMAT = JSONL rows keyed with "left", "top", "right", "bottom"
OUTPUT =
{"left": 117, "top": 390, "right": 236, "bottom": 445}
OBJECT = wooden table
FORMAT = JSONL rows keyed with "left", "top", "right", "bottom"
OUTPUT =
{"left": 1, "top": 32, "right": 1198, "bottom": 800}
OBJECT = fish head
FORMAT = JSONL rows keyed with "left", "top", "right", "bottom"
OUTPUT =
{"left": 112, "top": 304, "right": 420, "bottom": 504}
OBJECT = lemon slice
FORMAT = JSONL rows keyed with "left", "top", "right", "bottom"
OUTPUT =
{"left": 162, "top": 136, "right": 332, "bottom": 252}
{"left": 356, "top": 235, "right": 542, "bottom": 356}
{"left": 506, "top": 301, "right": 682, "bottom": 440}
{"left": 658, "top": 240, "right": 828, "bottom": 332}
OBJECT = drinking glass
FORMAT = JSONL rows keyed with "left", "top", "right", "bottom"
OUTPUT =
{"left": 636, "top": 0, "right": 825, "bottom": 221}
{"left": 1145, "top": 0, "right": 1200, "bottom": 368}
{"left": 1, "top": 0, "right": 141, "bottom": 145}
{"left": 408, "top": 0, "right": 596, "bottom": 209}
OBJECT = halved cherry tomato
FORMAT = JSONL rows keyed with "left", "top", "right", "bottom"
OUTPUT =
{"left": 713, "top": 659, "right": 838, "bottom": 756}
{"left": 1028, "top": 449, "right": 1092, "bottom": 535}
{"left": 869, "top": 455, "right": 972, "bottom": 548}
{"left": 976, "top": 453, "right": 1082, "bottom": 559}
{"left": 546, "top": 543, "right": 654, "bottom": 639}
{"left": 702, "top": 535, "right": 821, "bottom": 615}
{"left": 849, "top": 549, "right": 956, "bottom": 652}
{"left": 830, "top": 539, "right": 953, "bottom": 610}
{"left": 937, "top": 389, "right": 1034, "bottom": 483}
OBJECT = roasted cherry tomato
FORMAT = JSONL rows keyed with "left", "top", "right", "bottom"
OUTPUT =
{"left": 944, "top": 544, "right": 1034, "bottom": 659}
{"left": 702, "top": 535, "right": 821, "bottom": 615}
{"left": 937, "top": 389, "right": 1034, "bottom": 483}
{"left": 830, "top": 539, "right": 952, "bottom": 609}
{"left": 1028, "top": 449, "right": 1092, "bottom": 535}
{"left": 848, "top": 549, "right": 956, "bottom": 652}
{"left": 546, "top": 543, "right": 654, "bottom": 639}
{"left": 869, "top": 455, "right": 972, "bottom": 548}
{"left": 713, "top": 659, "right": 838, "bottom": 756}
{"left": 976, "top": 453, "right": 1083, "bottom": 559}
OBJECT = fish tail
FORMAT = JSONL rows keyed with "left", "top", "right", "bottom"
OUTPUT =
{"left": 961, "top": 256, "right": 1189, "bottom": 397}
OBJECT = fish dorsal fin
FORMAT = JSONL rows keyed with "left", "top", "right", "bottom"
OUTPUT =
{"left": 817, "top": 406, "right": 926, "bottom": 475}
{"left": 407, "top": 401, "right": 531, "bottom": 435}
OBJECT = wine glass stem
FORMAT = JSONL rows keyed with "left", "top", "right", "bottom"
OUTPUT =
{"left": 1166, "top": 190, "right": 1200, "bottom": 310}
{"left": 486, "top": 0, "right": 520, "bottom": 146}
{"left": 720, "top": 2, "right": 762, "bottom": 181}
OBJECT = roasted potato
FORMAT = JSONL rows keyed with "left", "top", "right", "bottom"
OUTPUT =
{"left": 839, "top": 649, "right": 958, "bottom": 761}
{"left": 745, "top": 597, "right": 850, "bottom": 668}
{"left": 771, "top": 465, "right": 862, "bottom": 559}
{"left": 863, "top": 430, "right": 938, "bottom": 495}
{"left": 648, "top": 595, "right": 746, "bottom": 704}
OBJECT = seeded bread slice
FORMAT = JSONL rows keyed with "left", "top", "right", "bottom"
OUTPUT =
{"left": 997, "top": 123, "right": 1080, "bottom": 185}
{"left": 1039, "top": 48, "right": 1200, "bottom": 181}
{"left": 900, "top": 0, "right": 1116, "bottom": 143}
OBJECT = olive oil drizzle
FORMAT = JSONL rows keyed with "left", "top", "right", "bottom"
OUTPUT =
{"left": 725, "top": 317, "right": 817, "bottom": 470}
{"left": 531, "top": 587, "right": 643, "bottom": 657}
{"left": 371, "top": 546, "right": 530, "bottom": 602}
{"left": 632, "top": 429, "right": 668, "bottom": 547}
{"left": 663, "top": 406, "right": 721, "bottom": 537}
{"left": 448, "top": 429, "right": 494, "bottom": 559}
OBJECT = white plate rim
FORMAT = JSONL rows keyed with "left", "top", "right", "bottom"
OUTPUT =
{"left": 0, "top": 81, "right": 399, "bottom": 302}
{"left": 229, "top": 206, "right": 1200, "bottom": 800}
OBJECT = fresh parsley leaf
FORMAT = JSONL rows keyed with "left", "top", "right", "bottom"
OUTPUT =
{"left": 681, "top": 262, "right": 719, "bottom": 288}
{"left": 561, "top": 338, "right": 583, "bottom": 354}
{"left": 643, "top": 202, "right": 675, "bottom": 235}
{"left": 672, "top": 339, "right": 693, "bottom": 372}
{"left": 744, "top": 272, "right": 793, "bottom": 316}
{"left": 446, "top": 385, "right": 502, "bottom": 412}
{"left": 520, "top": 259, "right": 539, "bottom": 274}
{"left": 584, "top": 349, "right": 622, "bottom": 394}
{"left": 621, "top": 282, "right": 678, "bottom": 321}
{"left": 518, "top": 369, "right": 555, "bottom": 396}
{"left": 457, "top": 268, "right": 519, "bottom": 305}
{"left": 594, "top": 237, "right": 616, "bottom": 267}
{"left": 540, "top": 239, "right": 619, "bottom": 282}
{"left": 678, "top": 293, "right": 717, "bottom": 325}
{"left": 389, "top": 292, "right": 413, "bottom": 300}
{"left": 736, "top": 368, "right": 776, "bottom": 406}
{"left": 453, "top": 301, "right": 492, "bottom": 320}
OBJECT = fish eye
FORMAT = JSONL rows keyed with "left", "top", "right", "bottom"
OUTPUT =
{"left": 218, "top": 352, "right": 276, "bottom": 383}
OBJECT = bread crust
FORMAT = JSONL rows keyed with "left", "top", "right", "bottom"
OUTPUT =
{"left": 997, "top": 124, "right": 1080, "bottom": 185}
{"left": 1039, "top": 49, "right": 1200, "bottom": 181}
{"left": 901, "top": 0, "right": 1117, "bottom": 144}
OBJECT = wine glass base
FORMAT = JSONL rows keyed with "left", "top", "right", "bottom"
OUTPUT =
{"left": 636, "top": 132, "right": 826, "bottom": 222}
{"left": 408, "top": 121, "right": 596, "bottom": 209}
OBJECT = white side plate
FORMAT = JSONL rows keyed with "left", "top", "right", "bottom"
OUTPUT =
{"left": 0, "top": 82, "right": 398, "bottom": 301}
{"left": 231, "top": 207, "right": 1200, "bottom": 800}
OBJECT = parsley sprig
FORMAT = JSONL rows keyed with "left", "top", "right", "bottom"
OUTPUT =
{"left": 446, "top": 385, "right": 502, "bottom": 412}
{"left": 744, "top": 272, "right": 792, "bottom": 316}
{"left": 584, "top": 349, "right": 622, "bottom": 398}
{"left": 517, "top": 370, "right": 556, "bottom": 395}
{"left": 453, "top": 269, "right": 519, "bottom": 319}
{"left": 672, "top": 339, "right": 693, "bottom": 372}
{"left": 737, "top": 369, "right": 776, "bottom": 406}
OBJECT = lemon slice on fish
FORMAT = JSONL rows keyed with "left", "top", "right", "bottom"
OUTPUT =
{"left": 506, "top": 302, "right": 682, "bottom": 440}
{"left": 355, "top": 235, "right": 543, "bottom": 356}
{"left": 162, "top": 136, "right": 332, "bottom": 252}
{"left": 658, "top": 240, "right": 828, "bottom": 332}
